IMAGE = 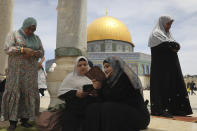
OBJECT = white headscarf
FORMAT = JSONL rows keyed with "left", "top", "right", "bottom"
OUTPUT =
{"left": 148, "top": 15, "right": 175, "bottom": 47}
{"left": 58, "top": 56, "right": 92, "bottom": 97}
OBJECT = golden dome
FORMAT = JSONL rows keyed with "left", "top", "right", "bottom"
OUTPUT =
{"left": 87, "top": 16, "right": 134, "bottom": 46}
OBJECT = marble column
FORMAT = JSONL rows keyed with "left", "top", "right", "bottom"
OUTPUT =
{"left": 47, "top": 0, "right": 87, "bottom": 108}
{"left": 0, "top": 0, "right": 14, "bottom": 78}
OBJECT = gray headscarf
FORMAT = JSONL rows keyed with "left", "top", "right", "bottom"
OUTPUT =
{"left": 104, "top": 56, "right": 142, "bottom": 90}
{"left": 58, "top": 56, "right": 92, "bottom": 97}
{"left": 19, "top": 17, "right": 40, "bottom": 50}
{"left": 148, "top": 15, "right": 175, "bottom": 47}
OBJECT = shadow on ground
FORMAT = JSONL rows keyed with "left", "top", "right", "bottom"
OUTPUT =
{"left": 0, "top": 121, "right": 38, "bottom": 131}
{"left": 142, "top": 128, "right": 167, "bottom": 131}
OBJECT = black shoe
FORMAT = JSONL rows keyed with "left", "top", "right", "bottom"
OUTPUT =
{"left": 7, "top": 125, "right": 17, "bottom": 131}
{"left": 173, "top": 111, "right": 188, "bottom": 116}
{"left": 21, "top": 122, "right": 33, "bottom": 128}
{"left": 151, "top": 112, "right": 161, "bottom": 116}
{"left": 161, "top": 111, "right": 173, "bottom": 118}
{"left": 144, "top": 99, "right": 149, "bottom": 106}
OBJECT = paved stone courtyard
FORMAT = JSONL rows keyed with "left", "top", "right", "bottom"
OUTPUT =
{"left": 1, "top": 90, "right": 197, "bottom": 131}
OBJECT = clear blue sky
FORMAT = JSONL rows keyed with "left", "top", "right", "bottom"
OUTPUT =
{"left": 13, "top": 0, "right": 197, "bottom": 75}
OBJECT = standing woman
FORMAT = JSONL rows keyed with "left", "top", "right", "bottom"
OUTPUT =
{"left": 2, "top": 17, "right": 44, "bottom": 131}
{"left": 148, "top": 16, "right": 192, "bottom": 117}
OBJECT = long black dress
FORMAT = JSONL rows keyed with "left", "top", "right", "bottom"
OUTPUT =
{"left": 150, "top": 42, "right": 192, "bottom": 116}
{"left": 59, "top": 89, "right": 100, "bottom": 131}
{"left": 84, "top": 73, "right": 150, "bottom": 131}
{"left": 0, "top": 79, "right": 6, "bottom": 113}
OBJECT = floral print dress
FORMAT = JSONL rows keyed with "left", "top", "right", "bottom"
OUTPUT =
{"left": 1, "top": 30, "right": 44, "bottom": 121}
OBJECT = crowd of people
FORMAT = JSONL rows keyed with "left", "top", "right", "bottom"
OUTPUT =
{"left": 0, "top": 15, "right": 194, "bottom": 131}
{"left": 187, "top": 81, "right": 196, "bottom": 95}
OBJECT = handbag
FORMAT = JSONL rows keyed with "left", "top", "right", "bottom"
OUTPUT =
{"left": 36, "top": 104, "right": 65, "bottom": 131}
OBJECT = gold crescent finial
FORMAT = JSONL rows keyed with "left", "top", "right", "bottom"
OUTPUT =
{"left": 106, "top": 8, "right": 108, "bottom": 16}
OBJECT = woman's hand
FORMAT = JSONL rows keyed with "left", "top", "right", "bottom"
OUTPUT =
{"left": 89, "top": 89, "right": 98, "bottom": 97}
{"left": 173, "top": 43, "right": 180, "bottom": 52}
{"left": 92, "top": 79, "right": 101, "bottom": 89}
{"left": 76, "top": 90, "right": 89, "bottom": 98}
{"left": 170, "top": 42, "right": 180, "bottom": 53}
{"left": 23, "top": 48, "right": 34, "bottom": 55}
{"left": 23, "top": 48, "right": 36, "bottom": 58}
{"left": 33, "top": 51, "right": 40, "bottom": 57}
{"left": 176, "top": 43, "right": 181, "bottom": 50}
{"left": 172, "top": 49, "right": 179, "bottom": 53}
{"left": 23, "top": 48, "right": 40, "bottom": 57}
{"left": 38, "top": 63, "right": 43, "bottom": 69}
{"left": 105, "top": 71, "right": 112, "bottom": 79}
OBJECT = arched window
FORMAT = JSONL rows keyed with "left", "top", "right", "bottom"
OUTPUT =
{"left": 101, "top": 43, "right": 105, "bottom": 52}
{"left": 112, "top": 43, "right": 116, "bottom": 51}
{"left": 136, "top": 64, "right": 139, "bottom": 75}
{"left": 91, "top": 47, "right": 94, "bottom": 52}
{"left": 146, "top": 65, "right": 150, "bottom": 74}
{"left": 122, "top": 45, "right": 125, "bottom": 52}
{"left": 141, "top": 64, "right": 145, "bottom": 75}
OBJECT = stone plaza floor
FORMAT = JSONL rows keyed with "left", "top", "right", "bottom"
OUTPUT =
{"left": 143, "top": 90, "right": 197, "bottom": 131}
{"left": 1, "top": 90, "right": 197, "bottom": 131}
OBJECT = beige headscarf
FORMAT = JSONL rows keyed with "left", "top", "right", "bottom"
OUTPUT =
{"left": 58, "top": 56, "right": 92, "bottom": 97}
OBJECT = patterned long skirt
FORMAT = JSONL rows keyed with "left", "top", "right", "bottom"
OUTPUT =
{"left": 1, "top": 55, "right": 40, "bottom": 121}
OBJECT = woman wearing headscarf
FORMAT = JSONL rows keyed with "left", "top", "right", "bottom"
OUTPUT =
{"left": 84, "top": 56, "right": 150, "bottom": 131}
{"left": 58, "top": 56, "right": 99, "bottom": 131}
{"left": 1, "top": 17, "right": 44, "bottom": 131}
{"left": 148, "top": 15, "right": 192, "bottom": 117}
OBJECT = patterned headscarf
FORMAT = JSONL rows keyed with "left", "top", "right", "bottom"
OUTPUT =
{"left": 103, "top": 56, "right": 142, "bottom": 90}
{"left": 19, "top": 17, "right": 40, "bottom": 50}
{"left": 148, "top": 15, "right": 175, "bottom": 47}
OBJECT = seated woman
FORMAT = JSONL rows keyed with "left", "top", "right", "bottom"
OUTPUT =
{"left": 84, "top": 56, "right": 150, "bottom": 131}
{"left": 58, "top": 56, "right": 99, "bottom": 131}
